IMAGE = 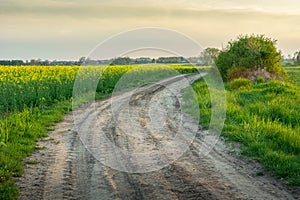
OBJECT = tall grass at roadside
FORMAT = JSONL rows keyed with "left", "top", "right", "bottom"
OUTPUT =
{"left": 0, "top": 101, "right": 72, "bottom": 199}
{"left": 191, "top": 69, "right": 300, "bottom": 185}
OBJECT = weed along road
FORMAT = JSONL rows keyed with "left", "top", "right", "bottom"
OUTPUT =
{"left": 17, "top": 74, "right": 296, "bottom": 200}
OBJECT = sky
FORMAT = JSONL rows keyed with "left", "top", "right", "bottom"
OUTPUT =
{"left": 0, "top": 0, "right": 300, "bottom": 60}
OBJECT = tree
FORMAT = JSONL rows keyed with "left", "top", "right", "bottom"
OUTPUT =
{"left": 78, "top": 57, "right": 86, "bottom": 65}
{"left": 30, "top": 59, "right": 36, "bottom": 65}
{"left": 215, "top": 34, "right": 285, "bottom": 80}
{"left": 199, "top": 48, "right": 220, "bottom": 65}
{"left": 110, "top": 57, "right": 132, "bottom": 65}
{"left": 294, "top": 51, "right": 300, "bottom": 64}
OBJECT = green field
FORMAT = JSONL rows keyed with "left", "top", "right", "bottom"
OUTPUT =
{"left": 0, "top": 65, "right": 201, "bottom": 199}
{"left": 192, "top": 67, "right": 300, "bottom": 185}
{"left": 285, "top": 66, "right": 300, "bottom": 87}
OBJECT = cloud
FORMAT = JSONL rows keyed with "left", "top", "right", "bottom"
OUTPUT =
{"left": 1, "top": 0, "right": 299, "bottom": 18}
{"left": 0, "top": 0, "right": 299, "bottom": 59}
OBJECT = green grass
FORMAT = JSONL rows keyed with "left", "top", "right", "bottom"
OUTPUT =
{"left": 0, "top": 92, "right": 109, "bottom": 200}
{"left": 191, "top": 68, "right": 300, "bottom": 185}
{"left": 0, "top": 100, "right": 72, "bottom": 199}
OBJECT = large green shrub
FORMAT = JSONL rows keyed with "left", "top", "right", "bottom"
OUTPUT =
{"left": 215, "top": 35, "right": 285, "bottom": 80}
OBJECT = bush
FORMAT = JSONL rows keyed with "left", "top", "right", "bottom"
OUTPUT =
{"left": 227, "top": 67, "right": 249, "bottom": 82}
{"left": 228, "top": 78, "right": 253, "bottom": 90}
{"left": 215, "top": 34, "right": 286, "bottom": 81}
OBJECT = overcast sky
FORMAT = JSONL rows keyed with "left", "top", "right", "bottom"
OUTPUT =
{"left": 0, "top": 0, "right": 300, "bottom": 60}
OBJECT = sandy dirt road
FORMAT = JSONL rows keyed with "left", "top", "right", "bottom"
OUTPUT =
{"left": 17, "top": 74, "right": 299, "bottom": 200}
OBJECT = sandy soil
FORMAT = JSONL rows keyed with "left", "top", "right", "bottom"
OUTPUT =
{"left": 16, "top": 74, "right": 299, "bottom": 200}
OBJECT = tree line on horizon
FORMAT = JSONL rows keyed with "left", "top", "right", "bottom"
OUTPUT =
{"left": 0, "top": 56, "right": 200, "bottom": 66}
{"left": 1, "top": 44, "right": 300, "bottom": 67}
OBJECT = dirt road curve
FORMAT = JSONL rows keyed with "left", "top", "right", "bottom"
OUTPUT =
{"left": 17, "top": 74, "right": 299, "bottom": 200}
